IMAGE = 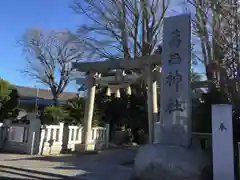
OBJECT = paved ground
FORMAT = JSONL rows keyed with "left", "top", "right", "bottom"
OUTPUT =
{"left": 0, "top": 148, "right": 137, "bottom": 180}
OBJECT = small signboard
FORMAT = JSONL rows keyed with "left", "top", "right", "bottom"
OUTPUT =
{"left": 212, "top": 104, "right": 235, "bottom": 180}
{"left": 9, "top": 126, "right": 24, "bottom": 142}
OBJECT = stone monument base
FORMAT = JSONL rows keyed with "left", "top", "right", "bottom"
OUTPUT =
{"left": 132, "top": 144, "right": 211, "bottom": 180}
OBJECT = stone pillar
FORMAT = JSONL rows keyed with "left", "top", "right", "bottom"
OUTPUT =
{"left": 2, "top": 119, "right": 11, "bottom": 147}
{"left": 83, "top": 72, "right": 96, "bottom": 150}
{"left": 27, "top": 113, "right": 41, "bottom": 155}
{"left": 133, "top": 15, "right": 210, "bottom": 180}
{"left": 38, "top": 126, "right": 46, "bottom": 155}
{"left": 105, "top": 123, "right": 110, "bottom": 148}
{"left": 152, "top": 80, "right": 158, "bottom": 122}
{"left": 212, "top": 105, "right": 235, "bottom": 180}
{"left": 59, "top": 122, "right": 64, "bottom": 145}
{"left": 146, "top": 65, "right": 154, "bottom": 144}
{"left": 152, "top": 79, "right": 159, "bottom": 143}
{"left": 60, "top": 122, "right": 69, "bottom": 152}
{"left": 158, "top": 15, "right": 192, "bottom": 147}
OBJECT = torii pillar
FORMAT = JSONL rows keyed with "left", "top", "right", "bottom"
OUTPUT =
{"left": 146, "top": 65, "right": 158, "bottom": 143}
{"left": 83, "top": 72, "right": 96, "bottom": 149}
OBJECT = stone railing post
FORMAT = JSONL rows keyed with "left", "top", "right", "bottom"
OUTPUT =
{"left": 59, "top": 122, "right": 64, "bottom": 144}
{"left": 61, "top": 123, "right": 69, "bottom": 152}
{"left": 1, "top": 119, "right": 11, "bottom": 148}
{"left": 38, "top": 126, "right": 46, "bottom": 155}
{"left": 27, "top": 113, "right": 41, "bottom": 155}
{"left": 105, "top": 124, "right": 110, "bottom": 148}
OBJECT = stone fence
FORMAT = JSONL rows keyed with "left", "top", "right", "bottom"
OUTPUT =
{"left": 39, "top": 123, "right": 109, "bottom": 155}
{"left": 0, "top": 114, "right": 109, "bottom": 155}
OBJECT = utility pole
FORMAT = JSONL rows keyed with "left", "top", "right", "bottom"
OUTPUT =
{"left": 35, "top": 87, "right": 39, "bottom": 115}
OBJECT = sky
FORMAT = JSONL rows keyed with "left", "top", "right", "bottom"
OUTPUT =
{"left": 0, "top": 0, "right": 205, "bottom": 92}
{"left": 0, "top": 0, "right": 80, "bottom": 91}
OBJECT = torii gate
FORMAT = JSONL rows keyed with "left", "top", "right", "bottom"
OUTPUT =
{"left": 72, "top": 54, "right": 161, "bottom": 148}
{"left": 72, "top": 55, "right": 214, "bottom": 150}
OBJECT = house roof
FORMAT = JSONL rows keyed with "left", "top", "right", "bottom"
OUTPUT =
{"left": 16, "top": 86, "right": 78, "bottom": 101}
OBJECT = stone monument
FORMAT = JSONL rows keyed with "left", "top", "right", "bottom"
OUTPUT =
{"left": 133, "top": 14, "right": 210, "bottom": 180}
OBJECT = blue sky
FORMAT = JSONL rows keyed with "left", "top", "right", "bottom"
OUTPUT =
{"left": 0, "top": 0, "right": 205, "bottom": 92}
{"left": 0, "top": 0, "right": 80, "bottom": 91}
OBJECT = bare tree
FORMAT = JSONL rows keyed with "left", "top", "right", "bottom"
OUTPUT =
{"left": 186, "top": 0, "right": 240, "bottom": 102}
{"left": 71, "top": 0, "right": 206, "bottom": 99}
{"left": 19, "top": 28, "right": 85, "bottom": 105}
{"left": 71, "top": 0, "right": 169, "bottom": 61}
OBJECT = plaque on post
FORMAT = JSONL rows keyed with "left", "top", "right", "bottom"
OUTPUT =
{"left": 212, "top": 104, "right": 235, "bottom": 180}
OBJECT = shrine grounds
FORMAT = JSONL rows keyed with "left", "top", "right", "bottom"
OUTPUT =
{"left": 0, "top": 147, "right": 137, "bottom": 180}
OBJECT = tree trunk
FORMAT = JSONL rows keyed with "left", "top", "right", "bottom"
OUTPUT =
{"left": 53, "top": 97, "right": 58, "bottom": 106}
